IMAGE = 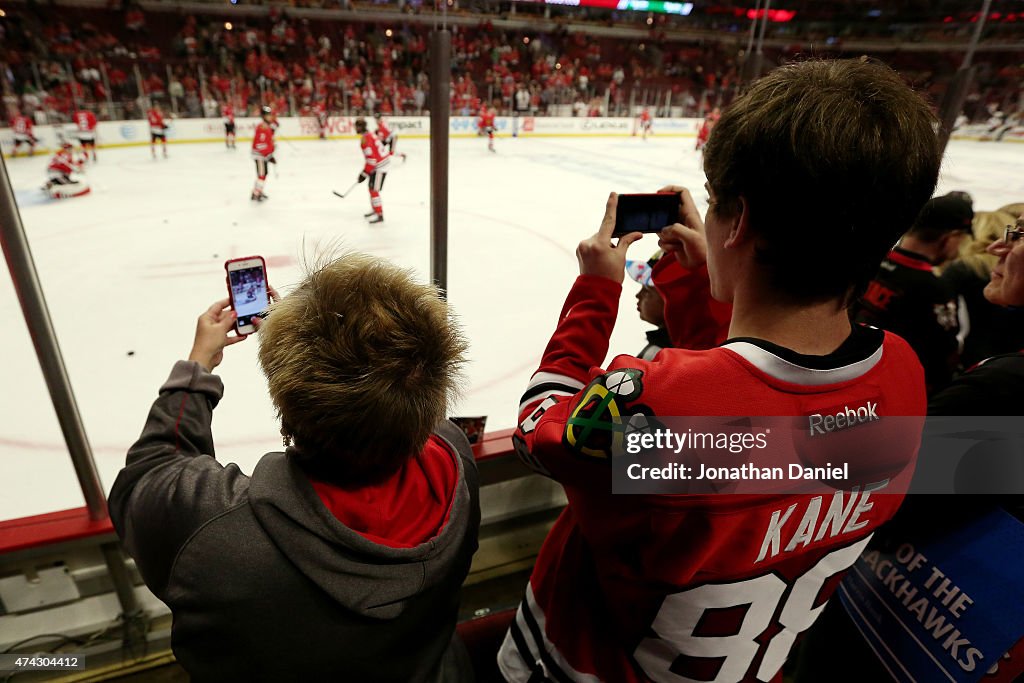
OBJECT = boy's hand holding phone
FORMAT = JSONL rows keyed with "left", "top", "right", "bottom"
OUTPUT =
{"left": 656, "top": 185, "right": 708, "bottom": 271}
{"left": 188, "top": 299, "right": 247, "bottom": 372}
{"left": 577, "top": 192, "right": 644, "bottom": 283}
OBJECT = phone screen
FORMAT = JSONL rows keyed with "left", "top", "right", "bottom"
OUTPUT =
{"left": 614, "top": 193, "right": 679, "bottom": 236}
{"left": 228, "top": 265, "right": 268, "bottom": 330}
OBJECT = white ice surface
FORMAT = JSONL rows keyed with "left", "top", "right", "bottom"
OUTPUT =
{"left": 1, "top": 136, "right": 1022, "bottom": 520}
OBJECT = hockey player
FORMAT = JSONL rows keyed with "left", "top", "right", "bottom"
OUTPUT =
{"left": 638, "top": 106, "right": 652, "bottom": 140}
{"left": 42, "top": 141, "right": 90, "bottom": 199}
{"left": 223, "top": 103, "right": 236, "bottom": 149}
{"left": 695, "top": 106, "right": 720, "bottom": 153}
{"left": 477, "top": 105, "right": 496, "bottom": 153}
{"left": 314, "top": 100, "right": 328, "bottom": 140}
{"left": 355, "top": 117, "right": 389, "bottom": 224}
{"left": 10, "top": 112, "right": 38, "bottom": 157}
{"left": 374, "top": 112, "right": 405, "bottom": 162}
{"left": 250, "top": 106, "right": 278, "bottom": 202}
{"left": 73, "top": 108, "right": 98, "bottom": 161}
{"left": 148, "top": 105, "right": 169, "bottom": 158}
{"left": 497, "top": 59, "right": 941, "bottom": 683}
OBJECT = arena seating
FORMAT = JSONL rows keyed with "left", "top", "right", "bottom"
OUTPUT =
{"left": 2, "top": 0, "right": 1020, "bottom": 125}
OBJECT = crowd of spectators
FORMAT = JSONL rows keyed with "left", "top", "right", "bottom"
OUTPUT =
{"left": 1, "top": 0, "right": 1021, "bottom": 125}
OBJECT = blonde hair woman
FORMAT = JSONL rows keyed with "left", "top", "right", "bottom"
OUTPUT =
{"left": 940, "top": 210, "right": 1024, "bottom": 367}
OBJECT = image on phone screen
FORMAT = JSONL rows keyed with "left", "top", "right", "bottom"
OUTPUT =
{"left": 228, "top": 266, "right": 268, "bottom": 329}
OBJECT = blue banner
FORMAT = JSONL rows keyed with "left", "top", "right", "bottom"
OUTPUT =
{"left": 840, "top": 506, "right": 1024, "bottom": 682}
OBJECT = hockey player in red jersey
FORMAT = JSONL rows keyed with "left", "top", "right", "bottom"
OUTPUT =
{"left": 250, "top": 106, "right": 278, "bottom": 202}
{"left": 148, "top": 105, "right": 168, "bottom": 159}
{"left": 223, "top": 103, "right": 236, "bottom": 149}
{"left": 374, "top": 112, "right": 405, "bottom": 162}
{"left": 10, "top": 113, "right": 38, "bottom": 157}
{"left": 42, "top": 141, "right": 90, "bottom": 199}
{"left": 497, "top": 59, "right": 942, "bottom": 683}
{"left": 478, "top": 105, "right": 496, "bottom": 153}
{"left": 696, "top": 107, "right": 721, "bottom": 154}
{"left": 355, "top": 117, "right": 390, "bottom": 224}
{"left": 638, "top": 106, "right": 653, "bottom": 140}
{"left": 73, "top": 109, "right": 98, "bottom": 161}
{"left": 314, "top": 100, "right": 328, "bottom": 140}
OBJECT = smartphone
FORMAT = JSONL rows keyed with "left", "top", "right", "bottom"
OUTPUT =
{"left": 614, "top": 193, "right": 680, "bottom": 237}
{"left": 225, "top": 256, "right": 269, "bottom": 336}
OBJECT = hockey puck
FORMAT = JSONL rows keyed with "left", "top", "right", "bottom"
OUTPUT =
{"left": 163, "top": 219, "right": 168, "bottom": 224}
{"left": 127, "top": 351, "right": 135, "bottom": 356}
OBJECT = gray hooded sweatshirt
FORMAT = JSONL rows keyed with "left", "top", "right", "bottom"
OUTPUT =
{"left": 108, "top": 361, "right": 480, "bottom": 682}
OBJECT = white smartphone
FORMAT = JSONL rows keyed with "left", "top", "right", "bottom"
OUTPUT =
{"left": 225, "top": 256, "right": 269, "bottom": 336}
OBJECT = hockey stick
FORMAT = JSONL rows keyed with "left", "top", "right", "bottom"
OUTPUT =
{"left": 332, "top": 182, "right": 360, "bottom": 199}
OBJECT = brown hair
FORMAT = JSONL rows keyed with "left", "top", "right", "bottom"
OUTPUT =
{"left": 703, "top": 58, "right": 941, "bottom": 305}
{"left": 257, "top": 253, "right": 467, "bottom": 485}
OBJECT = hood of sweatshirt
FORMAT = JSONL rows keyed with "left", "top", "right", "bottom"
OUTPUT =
{"left": 248, "top": 421, "right": 477, "bottom": 621}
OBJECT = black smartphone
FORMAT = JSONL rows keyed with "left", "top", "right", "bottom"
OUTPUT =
{"left": 613, "top": 193, "right": 680, "bottom": 237}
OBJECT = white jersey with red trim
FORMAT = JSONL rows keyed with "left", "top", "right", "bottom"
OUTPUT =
{"left": 498, "top": 274, "right": 925, "bottom": 683}
{"left": 360, "top": 131, "right": 390, "bottom": 174}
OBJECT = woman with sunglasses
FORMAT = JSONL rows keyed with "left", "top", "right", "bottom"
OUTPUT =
{"left": 797, "top": 217, "right": 1024, "bottom": 683}
{"left": 930, "top": 218, "right": 1024, "bottom": 414}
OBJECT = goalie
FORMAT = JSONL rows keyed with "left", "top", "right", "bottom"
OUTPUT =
{"left": 42, "top": 141, "right": 91, "bottom": 199}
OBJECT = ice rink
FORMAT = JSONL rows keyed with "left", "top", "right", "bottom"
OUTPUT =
{"left": 2, "top": 134, "right": 1023, "bottom": 520}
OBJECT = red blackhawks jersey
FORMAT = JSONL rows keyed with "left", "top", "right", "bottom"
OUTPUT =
{"left": 12, "top": 115, "right": 33, "bottom": 137}
{"left": 376, "top": 117, "right": 392, "bottom": 140}
{"left": 251, "top": 122, "right": 277, "bottom": 159}
{"left": 360, "top": 131, "right": 389, "bottom": 173}
{"left": 497, "top": 273, "right": 925, "bottom": 683}
{"left": 48, "top": 149, "right": 80, "bottom": 175}
{"left": 479, "top": 109, "right": 496, "bottom": 130}
{"left": 147, "top": 109, "right": 166, "bottom": 132}
{"left": 74, "top": 110, "right": 97, "bottom": 133}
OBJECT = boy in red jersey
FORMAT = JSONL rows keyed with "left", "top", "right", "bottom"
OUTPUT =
{"left": 223, "top": 103, "right": 236, "bottom": 149}
{"left": 355, "top": 117, "right": 390, "bottom": 223}
{"left": 73, "top": 108, "right": 98, "bottom": 161}
{"left": 10, "top": 112, "right": 37, "bottom": 157}
{"left": 478, "top": 105, "right": 496, "bottom": 153}
{"left": 148, "top": 104, "right": 168, "bottom": 158}
{"left": 250, "top": 106, "right": 277, "bottom": 202}
{"left": 498, "top": 59, "right": 941, "bottom": 683}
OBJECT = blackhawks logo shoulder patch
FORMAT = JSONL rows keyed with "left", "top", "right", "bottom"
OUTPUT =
{"left": 564, "top": 368, "right": 656, "bottom": 460}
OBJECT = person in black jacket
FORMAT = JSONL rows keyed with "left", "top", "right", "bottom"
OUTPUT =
{"left": 940, "top": 209, "right": 1024, "bottom": 369}
{"left": 853, "top": 192, "right": 974, "bottom": 394}
{"left": 108, "top": 253, "right": 479, "bottom": 682}
{"left": 796, "top": 216, "right": 1024, "bottom": 683}
{"left": 931, "top": 214, "right": 1024, "bottom": 414}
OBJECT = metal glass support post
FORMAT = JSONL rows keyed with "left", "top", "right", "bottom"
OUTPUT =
{"left": 937, "top": 0, "right": 992, "bottom": 154}
{"left": 429, "top": 29, "right": 451, "bottom": 296}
